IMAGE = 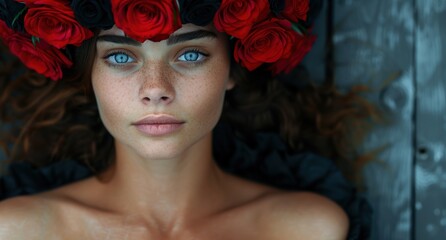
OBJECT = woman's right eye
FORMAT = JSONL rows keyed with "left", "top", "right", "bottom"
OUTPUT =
{"left": 104, "top": 52, "right": 136, "bottom": 66}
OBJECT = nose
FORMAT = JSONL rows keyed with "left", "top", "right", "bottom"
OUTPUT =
{"left": 138, "top": 64, "right": 175, "bottom": 105}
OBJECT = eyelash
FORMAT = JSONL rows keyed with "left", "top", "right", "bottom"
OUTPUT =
{"left": 177, "top": 48, "right": 209, "bottom": 64}
{"left": 103, "top": 50, "right": 136, "bottom": 68}
{"left": 102, "top": 48, "right": 210, "bottom": 68}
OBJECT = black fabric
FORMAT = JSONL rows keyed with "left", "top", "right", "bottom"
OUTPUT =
{"left": 213, "top": 123, "right": 371, "bottom": 240}
{"left": 0, "top": 123, "right": 371, "bottom": 239}
{"left": 0, "top": 159, "right": 92, "bottom": 198}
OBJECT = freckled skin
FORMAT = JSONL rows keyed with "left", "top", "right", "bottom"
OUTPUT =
{"left": 92, "top": 25, "right": 233, "bottom": 162}
{"left": 0, "top": 24, "right": 349, "bottom": 240}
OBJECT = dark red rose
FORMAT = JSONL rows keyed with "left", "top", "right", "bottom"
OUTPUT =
{"left": 0, "top": 20, "right": 72, "bottom": 81}
{"left": 213, "top": 0, "right": 270, "bottom": 39}
{"left": 0, "top": 19, "right": 10, "bottom": 40}
{"left": 22, "top": 0, "right": 93, "bottom": 49}
{"left": 269, "top": 32, "right": 316, "bottom": 75}
{"left": 111, "top": 0, "right": 182, "bottom": 42}
{"left": 71, "top": 0, "right": 114, "bottom": 29}
{"left": 178, "top": 0, "right": 220, "bottom": 26}
{"left": 281, "top": 0, "right": 309, "bottom": 22}
{"left": 268, "top": 0, "right": 285, "bottom": 15}
{"left": 234, "top": 18, "right": 296, "bottom": 71}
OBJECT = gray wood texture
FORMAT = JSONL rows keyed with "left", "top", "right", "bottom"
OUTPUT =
{"left": 331, "top": 0, "right": 446, "bottom": 239}
{"left": 414, "top": 0, "right": 446, "bottom": 239}
{"left": 332, "top": 0, "right": 415, "bottom": 239}
{"left": 333, "top": 0, "right": 415, "bottom": 240}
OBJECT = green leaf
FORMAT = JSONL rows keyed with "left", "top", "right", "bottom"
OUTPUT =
{"left": 31, "top": 36, "right": 40, "bottom": 47}
{"left": 11, "top": 5, "right": 27, "bottom": 28}
{"left": 292, "top": 22, "right": 307, "bottom": 36}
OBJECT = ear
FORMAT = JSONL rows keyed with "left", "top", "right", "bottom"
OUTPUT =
{"left": 226, "top": 77, "right": 235, "bottom": 90}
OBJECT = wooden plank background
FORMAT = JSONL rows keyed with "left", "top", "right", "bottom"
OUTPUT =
{"left": 414, "top": 0, "right": 446, "bottom": 239}
{"left": 332, "top": 1, "right": 415, "bottom": 239}
{"left": 327, "top": 0, "right": 446, "bottom": 239}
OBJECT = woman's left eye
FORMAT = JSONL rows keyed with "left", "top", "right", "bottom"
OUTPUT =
{"left": 177, "top": 50, "right": 208, "bottom": 62}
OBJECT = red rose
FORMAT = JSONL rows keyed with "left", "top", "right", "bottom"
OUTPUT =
{"left": 269, "top": 33, "right": 316, "bottom": 75}
{"left": 0, "top": 20, "right": 72, "bottom": 81}
{"left": 234, "top": 18, "right": 296, "bottom": 71}
{"left": 281, "top": 0, "right": 309, "bottom": 22}
{"left": 22, "top": 0, "right": 93, "bottom": 49}
{"left": 111, "top": 0, "right": 182, "bottom": 42}
{"left": 213, "top": 0, "right": 270, "bottom": 39}
{"left": 0, "top": 20, "right": 10, "bottom": 40}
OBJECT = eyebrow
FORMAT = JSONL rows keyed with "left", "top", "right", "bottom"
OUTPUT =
{"left": 96, "top": 30, "right": 218, "bottom": 46}
{"left": 166, "top": 30, "right": 217, "bottom": 45}
{"left": 96, "top": 35, "right": 141, "bottom": 46}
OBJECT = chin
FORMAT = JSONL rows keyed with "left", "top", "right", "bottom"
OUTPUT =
{"left": 138, "top": 149, "right": 184, "bottom": 161}
{"left": 131, "top": 140, "right": 194, "bottom": 161}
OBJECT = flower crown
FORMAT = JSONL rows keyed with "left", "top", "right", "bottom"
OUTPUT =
{"left": 0, "top": 0, "right": 315, "bottom": 81}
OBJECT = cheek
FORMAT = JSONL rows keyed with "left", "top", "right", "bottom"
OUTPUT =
{"left": 92, "top": 70, "right": 129, "bottom": 131}
{"left": 181, "top": 69, "right": 230, "bottom": 127}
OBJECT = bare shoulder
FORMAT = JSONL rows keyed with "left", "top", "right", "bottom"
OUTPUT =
{"left": 0, "top": 180, "right": 90, "bottom": 240}
{"left": 0, "top": 195, "right": 55, "bottom": 240}
{"left": 259, "top": 191, "right": 349, "bottom": 240}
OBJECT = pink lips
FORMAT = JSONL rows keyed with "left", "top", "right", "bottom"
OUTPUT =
{"left": 132, "top": 115, "right": 185, "bottom": 136}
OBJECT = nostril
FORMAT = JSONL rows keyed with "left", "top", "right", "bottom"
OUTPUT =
{"left": 141, "top": 96, "right": 170, "bottom": 103}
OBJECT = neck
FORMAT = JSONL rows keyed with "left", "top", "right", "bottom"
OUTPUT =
{"left": 94, "top": 133, "right": 231, "bottom": 229}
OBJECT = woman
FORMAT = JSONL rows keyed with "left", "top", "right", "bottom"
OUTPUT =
{"left": 0, "top": 0, "right": 371, "bottom": 239}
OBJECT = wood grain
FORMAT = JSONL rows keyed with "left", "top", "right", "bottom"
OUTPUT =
{"left": 414, "top": 0, "right": 446, "bottom": 239}
{"left": 332, "top": 0, "right": 415, "bottom": 239}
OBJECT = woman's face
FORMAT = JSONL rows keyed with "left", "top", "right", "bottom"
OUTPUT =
{"left": 91, "top": 24, "right": 234, "bottom": 160}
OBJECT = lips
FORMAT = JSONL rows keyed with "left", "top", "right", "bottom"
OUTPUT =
{"left": 132, "top": 115, "right": 185, "bottom": 136}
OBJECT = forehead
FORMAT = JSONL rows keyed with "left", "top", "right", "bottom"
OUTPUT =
{"left": 99, "top": 23, "right": 218, "bottom": 37}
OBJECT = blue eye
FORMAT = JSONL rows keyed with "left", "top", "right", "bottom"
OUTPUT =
{"left": 178, "top": 50, "right": 207, "bottom": 62}
{"left": 105, "top": 52, "right": 135, "bottom": 65}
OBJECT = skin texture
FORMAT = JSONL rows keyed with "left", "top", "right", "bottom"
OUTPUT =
{"left": 0, "top": 24, "right": 349, "bottom": 239}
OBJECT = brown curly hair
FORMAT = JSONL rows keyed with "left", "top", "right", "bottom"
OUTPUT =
{"left": 0, "top": 35, "right": 377, "bottom": 182}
